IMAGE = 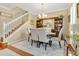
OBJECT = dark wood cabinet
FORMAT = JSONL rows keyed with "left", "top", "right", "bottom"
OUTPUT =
{"left": 36, "top": 19, "right": 43, "bottom": 28}
{"left": 54, "top": 18, "right": 63, "bottom": 32}
{"left": 36, "top": 17, "right": 63, "bottom": 37}
{"left": 53, "top": 18, "right": 63, "bottom": 37}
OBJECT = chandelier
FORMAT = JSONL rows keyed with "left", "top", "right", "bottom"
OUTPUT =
{"left": 38, "top": 13, "right": 47, "bottom": 19}
{"left": 37, "top": 3, "right": 47, "bottom": 19}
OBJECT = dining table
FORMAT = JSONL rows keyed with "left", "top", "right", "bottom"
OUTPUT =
{"left": 46, "top": 32, "right": 56, "bottom": 47}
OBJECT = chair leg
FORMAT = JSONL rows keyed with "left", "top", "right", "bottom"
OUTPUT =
{"left": 66, "top": 46, "right": 68, "bottom": 56}
{"left": 64, "top": 39, "right": 67, "bottom": 46}
{"left": 36, "top": 41, "right": 39, "bottom": 47}
{"left": 49, "top": 40, "right": 52, "bottom": 47}
{"left": 45, "top": 43, "right": 47, "bottom": 50}
{"left": 38, "top": 42, "right": 41, "bottom": 48}
{"left": 75, "top": 44, "right": 77, "bottom": 55}
{"left": 64, "top": 40, "right": 65, "bottom": 46}
{"left": 28, "top": 35, "right": 30, "bottom": 42}
{"left": 59, "top": 41, "right": 61, "bottom": 48}
{"left": 28, "top": 37, "right": 29, "bottom": 42}
{"left": 31, "top": 40, "right": 33, "bottom": 46}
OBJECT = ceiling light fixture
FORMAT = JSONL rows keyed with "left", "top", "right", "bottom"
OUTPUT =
{"left": 37, "top": 3, "right": 47, "bottom": 19}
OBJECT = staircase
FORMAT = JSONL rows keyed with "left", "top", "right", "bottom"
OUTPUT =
{"left": 3, "top": 13, "right": 29, "bottom": 44}
{"left": 0, "top": 5, "right": 38, "bottom": 49}
{"left": 0, "top": 6, "right": 30, "bottom": 44}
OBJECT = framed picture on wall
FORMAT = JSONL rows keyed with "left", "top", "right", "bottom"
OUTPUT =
{"left": 77, "top": 3, "right": 79, "bottom": 18}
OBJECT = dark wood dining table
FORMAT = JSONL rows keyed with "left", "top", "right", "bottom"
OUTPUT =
{"left": 47, "top": 33, "right": 56, "bottom": 38}
{"left": 47, "top": 33, "right": 56, "bottom": 47}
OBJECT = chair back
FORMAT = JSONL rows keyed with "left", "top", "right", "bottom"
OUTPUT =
{"left": 30, "top": 28, "right": 38, "bottom": 41}
{"left": 58, "top": 28, "right": 63, "bottom": 40}
{"left": 38, "top": 28, "right": 49, "bottom": 43}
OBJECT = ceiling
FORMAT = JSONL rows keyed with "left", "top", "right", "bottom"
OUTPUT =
{"left": 0, "top": 3, "right": 72, "bottom": 15}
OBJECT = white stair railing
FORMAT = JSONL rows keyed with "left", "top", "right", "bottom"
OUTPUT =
{"left": 3, "top": 12, "right": 28, "bottom": 42}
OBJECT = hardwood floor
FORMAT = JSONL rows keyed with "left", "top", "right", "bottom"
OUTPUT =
{"left": 0, "top": 42, "right": 33, "bottom": 56}
{"left": 0, "top": 43, "right": 8, "bottom": 50}
{"left": 8, "top": 45, "right": 33, "bottom": 56}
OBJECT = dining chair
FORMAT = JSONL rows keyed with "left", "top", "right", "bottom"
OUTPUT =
{"left": 27, "top": 28, "right": 31, "bottom": 42}
{"left": 54, "top": 28, "right": 64, "bottom": 48}
{"left": 30, "top": 28, "right": 39, "bottom": 47}
{"left": 37, "top": 28, "right": 49, "bottom": 50}
{"left": 58, "top": 28, "right": 63, "bottom": 48}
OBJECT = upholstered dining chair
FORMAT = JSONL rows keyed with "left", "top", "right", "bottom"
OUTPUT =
{"left": 37, "top": 28, "right": 49, "bottom": 50}
{"left": 54, "top": 28, "right": 64, "bottom": 48}
{"left": 30, "top": 28, "right": 39, "bottom": 47}
{"left": 27, "top": 28, "right": 31, "bottom": 42}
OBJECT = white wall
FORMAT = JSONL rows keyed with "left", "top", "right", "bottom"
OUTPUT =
{"left": 69, "top": 3, "right": 77, "bottom": 45}
{"left": 70, "top": 4, "right": 77, "bottom": 34}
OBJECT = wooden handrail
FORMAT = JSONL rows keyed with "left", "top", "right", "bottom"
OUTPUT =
{"left": 66, "top": 44, "right": 77, "bottom": 56}
{"left": 67, "top": 44, "right": 75, "bottom": 52}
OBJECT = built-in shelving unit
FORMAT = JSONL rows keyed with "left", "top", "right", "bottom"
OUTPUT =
{"left": 36, "top": 19, "right": 43, "bottom": 28}
{"left": 54, "top": 18, "right": 63, "bottom": 31}
{"left": 36, "top": 17, "right": 63, "bottom": 37}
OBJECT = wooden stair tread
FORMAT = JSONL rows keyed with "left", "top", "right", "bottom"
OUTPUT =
{"left": 67, "top": 44, "right": 76, "bottom": 52}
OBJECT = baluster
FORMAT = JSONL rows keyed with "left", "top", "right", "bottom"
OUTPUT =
{"left": 3, "top": 23, "right": 6, "bottom": 42}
